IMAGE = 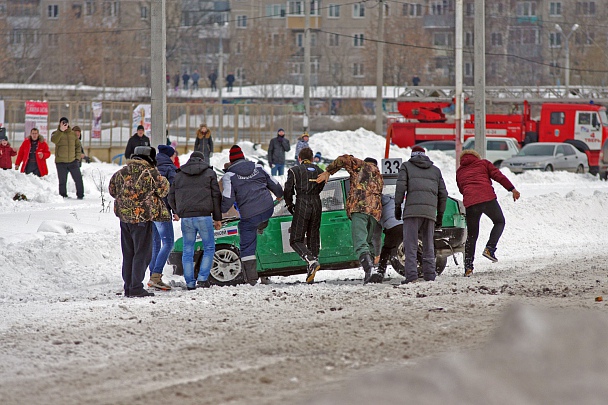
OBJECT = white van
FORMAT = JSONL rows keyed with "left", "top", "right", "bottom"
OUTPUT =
{"left": 446, "top": 137, "right": 520, "bottom": 167}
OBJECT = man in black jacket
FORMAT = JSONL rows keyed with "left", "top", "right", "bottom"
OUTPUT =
{"left": 267, "top": 128, "right": 290, "bottom": 176}
{"left": 284, "top": 148, "right": 325, "bottom": 283}
{"left": 125, "top": 125, "right": 150, "bottom": 160}
{"left": 168, "top": 151, "right": 222, "bottom": 290}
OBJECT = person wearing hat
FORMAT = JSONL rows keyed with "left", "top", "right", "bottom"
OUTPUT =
{"left": 456, "top": 149, "right": 520, "bottom": 277}
{"left": 15, "top": 128, "right": 51, "bottom": 177}
{"left": 0, "top": 132, "right": 17, "bottom": 170}
{"left": 147, "top": 145, "right": 178, "bottom": 291}
{"left": 267, "top": 128, "right": 290, "bottom": 176}
{"left": 394, "top": 145, "right": 448, "bottom": 284}
{"left": 51, "top": 117, "right": 85, "bottom": 199}
{"left": 109, "top": 146, "right": 170, "bottom": 298}
{"left": 72, "top": 126, "right": 89, "bottom": 166}
{"left": 294, "top": 132, "right": 310, "bottom": 166}
{"left": 313, "top": 151, "right": 326, "bottom": 170}
{"left": 221, "top": 145, "right": 284, "bottom": 285}
{"left": 316, "top": 155, "right": 384, "bottom": 284}
{"left": 124, "top": 124, "right": 150, "bottom": 161}
{"left": 194, "top": 123, "right": 213, "bottom": 163}
{"left": 168, "top": 150, "right": 222, "bottom": 290}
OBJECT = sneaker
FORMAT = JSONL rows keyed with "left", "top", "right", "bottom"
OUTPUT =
{"left": 464, "top": 268, "right": 474, "bottom": 277}
{"left": 196, "top": 280, "right": 211, "bottom": 289}
{"left": 306, "top": 260, "right": 320, "bottom": 284}
{"left": 129, "top": 290, "right": 155, "bottom": 297}
{"left": 482, "top": 247, "right": 498, "bottom": 262}
{"left": 148, "top": 274, "right": 172, "bottom": 291}
{"left": 368, "top": 271, "right": 384, "bottom": 284}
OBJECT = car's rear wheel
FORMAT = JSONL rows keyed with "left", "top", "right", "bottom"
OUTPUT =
{"left": 435, "top": 256, "right": 448, "bottom": 275}
{"left": 544, "top": 164, "right": 554, "bottom": 172}
{"left": 195, "top": 244, "right": 244, "bottom": 286}
{"left": 575, "top": 164, "right": 585, "bottom": 174}
{"left": 397, "top": 242, "right": 446, "bottom": 278}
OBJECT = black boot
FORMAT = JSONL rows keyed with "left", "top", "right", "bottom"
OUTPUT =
{"left": 359, "top": 253, "right": 378, "bottom": 284}
{"left": 389, "top": 255, "right": 406, "bottom": 277}
{"left": 242, "top": 259, "right": 259, "bottom": 286}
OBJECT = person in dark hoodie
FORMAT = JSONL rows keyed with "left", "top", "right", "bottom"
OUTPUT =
{"left": 456, "top": 149, "right": 520, "bottom": 277}
{"left": 124, "top": 125, "right": 150, "bottom": 160}
{"left": 169, "top": 151, "right": 222, "bottom": 290}
{"left": 147, "top": 145, "right": 178, "bottom": 291}
{"left": 221, "top": 145, "right": 284, "bottom": 285}
{"left": 395, "top": 145, "right": 447, "bottom": 284}
{"left": 267, "top": 128, "right": 290, "bottom": 176}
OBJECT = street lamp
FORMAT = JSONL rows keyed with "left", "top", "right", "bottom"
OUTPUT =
{"left": 555, "top": 23, "right": 579, "bottom": 95}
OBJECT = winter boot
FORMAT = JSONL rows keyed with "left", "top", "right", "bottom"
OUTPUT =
{"left": 305, "top": 257, "right": 321, "bottom": 284}
{"left": 482, "top": 247, "right": 498, "bottom": 262}
{"left": 147, "top": 273, "right": 172, "bottom": 291}
{"left": 242, "top": 260, "right": 259, "bottom": 286}
{"left": 360, "top": 253, "right": 379, "bottom": 284}
{"left": 389, "top": 255, "right": 405, "bottom": 277}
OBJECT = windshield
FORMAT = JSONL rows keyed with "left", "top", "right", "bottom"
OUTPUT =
{"left": 517, "top": 144, "right": 555, "bottom": 156}
{"left": 599, "top": 110, "right": 608, "bottom": 126}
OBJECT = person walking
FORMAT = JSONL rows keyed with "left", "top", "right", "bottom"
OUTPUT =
{"left": 316, "top": 155, "right": 384, "bottom": 284}
{"left": 147, "top": 145, "right": 178, "bottom": 291}
{"left": 377, "top": 193, "right": 406, "bottom": 279}
{"left": 221, "top": 145, "right": 284, "bottom": 285}
{"left": 109, "top": 146, "right": 170, "bottom": 298}
{"left": 194, "top": 123, "right": 214, "bottom": 162}
{"left": 294, "top": 132, "right": 310, "bottom": 165}
{"left": 0, "top": 133, "right": 17, "bottom": 170}
{"left": 51, "top": 117, "right": 84, "bottom": 199}
{"left": 169, "top": 151, "right": 222, "bottom": 290}
{"left": 124, "top": 124, "right": 150, "bottom": 160}
{"left": 284, "top": 147, "right": 325, "bottom": 284}
{"left": 208, "top": 71, "right": 217, "bottom": 91}
{"left": 268, "top": 128, "right": 290, "bottom": 176}
{"left": 191, "top": 70, "right": 200, "bottom": 90}
{"left": 15, "top": 128, "right": 51, "bottom": 177}
{"left": 456, "top": 149, "right": 520, "bottom": 277}
{"left": 395, "top": 146, "right": 448, "bottom": 284}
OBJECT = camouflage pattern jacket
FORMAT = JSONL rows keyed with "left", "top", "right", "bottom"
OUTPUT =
{"left": 109, "top": 159, "right": 170, "bottom": 223}
{"left": 325, "top": 155, "right": 383, "bottom": 221}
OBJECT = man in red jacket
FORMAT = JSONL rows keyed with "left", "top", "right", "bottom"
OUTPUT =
{"left": 15, "top": 128, "right": 51, "bottom": 177}
{"left": 456, "top": 149, "right": 520, "bottom": 277}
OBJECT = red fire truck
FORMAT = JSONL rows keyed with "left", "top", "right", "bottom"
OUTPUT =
{"left": 386, "top": 100, "right": 608, "bottom": 175}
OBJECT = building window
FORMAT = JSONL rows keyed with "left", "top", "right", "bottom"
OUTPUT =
{"left": 465, "top": 2, "right": 474, "bottom": 16}
{"left": 353, "top": 3, "right": 365, "bottom": 18}
{"left": 237, "top": 15, "right": 247, "bottom": 28}
{"left": 310, "top": 32, "right": 317, "bottom": 47}
{"left": 85, "top": 1, "right": 96, "bottom": 16}
{"left": 291, "top": 62, "right": 303, "bottom": 75}
{"left": 288, "top": 1, "right": 303, "bottom": 15}
{"left": 48, "top": 4, "right": 59, "bottom": 18}
{"left": 516, "top": 1, "right": 536, "bottom": 17}
{"left": 10, "top": 29, "right": 22, "bottom": 44}
{"left": 433, "top": 32, "right": 453, "bottom": 46}
{"left": 353, "top": 33, "right": 364, "bottom": 47}
{"left": 235, "top": 41, "right": 242, "bottom": 54}
{"left": 353, "top": 63, "right": 364, "bottom": 77}
{"left": 491, "top": 32, "right": 502, "bottom": 46}
{"left": 296, "top": 32, "right": 304, "bottom": 47}
{"left": 0, "top": 3, "right": 6, "bottom": 17}
{"left": 141, "top": 6, "right": 148, "bottom": 19}
{"left": 331, "top": 63, "right": 341, "bottom": 76}
{"left": 48, "top": 33, "right": 59, "bottom": 47}
{"left": 509, "top": 28, "right": 540, "bottom": 45}
{"left": 102, "top": 1, "right": 119, "bottom": 17}
{"left": 549, "top": 32, "right": 561, "bottom": 47}
{"left": 575, "top": 31, "right": 594, "bottom": 46}
{"left": 236, "top": 68, "right": 245, "bottom": 81}
{"left": 576, "top": 2, "right": 596, "bottom": 15}
{"left": 265, "top": 4, "right": 286, "bottom": 18}
{"left": 430, "top": 1, "right": 453, "bottom": 16}
{"left": 465, "top": 32, "right": 474, "bottom": 46}
{"left": 72, "top": 4, "right": 82, "bottom": 18}
{"left": 329, "top": 33, "right": 339, "bottom": 47}
{"left": 464, "top": 62, "right": 473, "bottom": 77}
{"left": 328, "top": 4, "right": 340, "bottom": 17}
{"left": 140, "top": 63, "right": 149, "bottom": 77}
{"left": 310, "top": 0, "right": 320, "bottom": 16}
{"left": 269, "top": 33, "right": 284, "bottom": 47}
{"left": 403, "top": 3, "right": 422, "bottom": 17}
{"left": 549, "top": 2, "right": 561, "bottom": 16}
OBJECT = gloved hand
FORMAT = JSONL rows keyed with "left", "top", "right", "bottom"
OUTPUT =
{"left": 435, "top": 214, "right": 443, "bottom": 229}
{"left": 287, "top": 204, "right": 295, "bottom": 215}
{"left": 269, "top": 163, "right": 274, "bottom": 168}
{"left": 394, "top": 208, "right": 402, "bottom": 221}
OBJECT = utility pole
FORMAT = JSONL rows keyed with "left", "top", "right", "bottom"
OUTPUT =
{"left": 303, "top": 0, "right": 310, "bottom": 132}
{"left": 454, "top": 0, "right": 463, "bottom": 169}
{"left": 217, "top": 23, "right": 225, "bottom": 142}
{"left": 150, "top": 0, "right": 167, "bottom": 148}
{"left": 473, "top": 0, "right": 486, "bottom": 159}
{"left": 555, "top": 23, "right": 579, "bottom": 96}
{"left": 375, "top": 0, "right": 385, "bottom": 136}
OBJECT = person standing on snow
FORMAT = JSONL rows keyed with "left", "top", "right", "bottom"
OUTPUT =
{"left": 456, "top": 149, "right": 520, "bottom": 277}
{"left": 0, "top": 133, "right": 17, "bottom": 170}
{"left": 294, "top": 132, "right": 310, "bottom": 165}
{"left": 284, "top": 147, "right": 325, "bottom": 284}
{"left": 395, "top": 145, "right": 447, "bottom": 284}
{"left": 124, "top": 125, "right": 150, "bottom": 160}
{"left": 169, "top": 151, "right": 222, "bottom": 290}
{"left": 316, "top": 155, "right": 384, "bottom": 284}
{"left": 377, "top": 193, "right": 406, "bottom": 280}
{"left": 15, "top": 128, "right": 51, "bottom": 177}
{"left": 147, "top": 145, "right": 178, "bottom": 291}
{"left": 221, "top": 145, "right": 284, "bottom": 285}
{"left": 194, "top": 123, "right": 214, "bottom": 163}
{"left": 109, "top": 146, "right": 169, "bottom": 298}
{"left": 267, "top": 128, "right": 290, "bottom": 176}
{"left": 51, "top": 117, "right": 84, "bottom": 199}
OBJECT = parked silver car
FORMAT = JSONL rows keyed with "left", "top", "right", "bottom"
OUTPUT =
{"left": 501, "top": 142, "right": 588, "bottom": 173}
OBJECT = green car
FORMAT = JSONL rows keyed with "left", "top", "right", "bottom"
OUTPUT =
{"left": 167, "top": 174, "right": 467, "bottom": 285}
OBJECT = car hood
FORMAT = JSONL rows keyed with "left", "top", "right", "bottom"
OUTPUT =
{"left": 504, "top": 156, "right": 551, "bottom": 164}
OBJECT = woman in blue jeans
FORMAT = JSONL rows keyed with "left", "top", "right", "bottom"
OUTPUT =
{"left": 181, "top": 216, "right": 216, "bottom": 290}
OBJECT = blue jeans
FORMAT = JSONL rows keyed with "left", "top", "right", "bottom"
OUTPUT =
{"left": 181, "top": 216, "right": 215, "bottom": 288}
{"left": 238, "top": 207, "right": 274, "bottom": 261}
{"left": 271, "top": 164, "right": 285, "bottom": 176}
{"left": 149, "top": 221, "right": 175, "bottom": 275}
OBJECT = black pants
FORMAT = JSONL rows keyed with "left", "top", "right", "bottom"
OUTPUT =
{"left": 379, "top": 224, "right": 403, "bottom": 265}
{"left": 56, "top": 160, "right": 84, "bottom": 198}
{"left": 464, "top": 199, "right": 505, "bottom": 270}
{"left": 289, "top": 197, "right": 322, "bottom": 261}
{"left": 120, "top": 221, "right": 153, "bottom": 296}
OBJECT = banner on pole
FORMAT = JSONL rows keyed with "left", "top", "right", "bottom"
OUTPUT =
{"left": 92, "top": 102, "right": 103, "bottom": 139}
{"left": 132, "top": 104, "right": 151, "bottom": 137}
{"left": 0, "top": 100, "right": 5, "bottom": 127}
{"left": 25, "top": 101, "right": 49, "bottom": 138}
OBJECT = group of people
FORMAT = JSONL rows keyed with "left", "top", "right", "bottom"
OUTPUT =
{"left": 267, "top": 128, "right": 325, "bottom": 175}
{"left": 168, "top": 70, "right": 235, "bottom": 92}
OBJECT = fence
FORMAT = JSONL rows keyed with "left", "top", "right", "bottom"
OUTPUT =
{"left": 2, "top": 100, "right": 295, "bottom": 162}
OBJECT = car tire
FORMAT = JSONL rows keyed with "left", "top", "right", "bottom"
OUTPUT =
{"left": 195, "top": 244, "right": 244, "bottom": 286}
{"left": 544, "top": 164, "right": 553, "bottom": 172}
{"left": 576, "top": 164, "right": 585, "bottom": 174}
{"left": 435, "top": 256, "right": 448, "bottom": 275}
{"left": 397, "top": 241, "right": 445, "bottom": 278}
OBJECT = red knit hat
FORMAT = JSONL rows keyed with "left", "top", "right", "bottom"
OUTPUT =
{"left": 229, "top": 144, "right": 244, "bottom": 162}
{"left": 411, "top": 145, "right": 426, "bottom": 155}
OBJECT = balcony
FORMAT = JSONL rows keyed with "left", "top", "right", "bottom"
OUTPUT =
{"left": 423, "top": 14, "right": 454, "bottom": 29}
{"left": 507, "top": 44, "right": 542, "bottom": 59}
{"left": 286, "top": 15, "right": 321, "bottom": 29}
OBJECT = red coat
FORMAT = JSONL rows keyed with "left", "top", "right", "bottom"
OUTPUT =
{"left": 456, "top": 152, "right": 515, "bottom": 208}
{"left": 0, "top": 143, "right": 17, "bottom": 169}
{"left": 15, "top": 137, "right": 51, "bottom": 177}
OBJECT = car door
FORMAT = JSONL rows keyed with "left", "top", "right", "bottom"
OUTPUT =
{"left": 561, "top": 144, "right": 578, "bottom": 172}
{"left": 554, "top": 145, "right": 569, "bottom": 171}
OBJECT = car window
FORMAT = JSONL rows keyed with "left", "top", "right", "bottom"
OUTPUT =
{"left": 272, "top": 180, "right": 346, "bottom": 218}
{"left": 550, "top": 112, "right": 565, "bottom": 125}
{"left": 556, "top": 145, "right": 565, "bottom": 155}
{"left": 463, "top": 139, "right": 474, "bottom": 149}
{"left": 518, "top": 144, "right": 555, "bottom": 156}
{"left": 436, "top": 143, "right": 455, "bottom": 151}
{"left": 578, "top": 113, "right": 591, "bottom": 125}
{"left": 487, "top": 141, "right": 508, "bottom": 151}
{"left": 563, "top": 145, "right": 575, "bottom": 155}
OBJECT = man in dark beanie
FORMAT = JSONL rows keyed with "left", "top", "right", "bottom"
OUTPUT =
{"left": 109, "top": 146, "right": 169, "bottom": 297}
{"left": 267, "top": 128, "right": 290, "bottom": 176}
{"left": 51, "top": 117, "right": 84, "bottom": 199}
{"left": 221, "top": 145, "right": 284, "bottom": 285}
{"left": 395, "top": 145, "right": 447, "bottom": 284}
{"left": 169, "top": 151, "right": 222, "bottom": 290}
{"left": 125, "top": 124, "right": 150, "bottom": 160}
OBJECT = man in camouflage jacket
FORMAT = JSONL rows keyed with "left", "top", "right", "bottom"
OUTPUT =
{"left": 316, "top": 154, "right": 383, "bottom": 284}
{"left": 109, "top": 146, "right": 170, "bottom": 297}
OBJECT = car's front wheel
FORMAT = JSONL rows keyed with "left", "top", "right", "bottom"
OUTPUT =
{"left": 544, "top": 164, "right": 554, "bottom": 172}
{"left": 576, "top": 164, "right": 585, "bottom": 174}
{"left": 208, "top": 244, "right": 244, "bottom": 286}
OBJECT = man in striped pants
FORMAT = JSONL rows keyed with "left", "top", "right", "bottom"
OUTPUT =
{"left": 284, "top": 148, "right": 325, "bottom": 284}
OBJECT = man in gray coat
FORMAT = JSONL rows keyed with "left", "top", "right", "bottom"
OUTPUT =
{"left": 395, "top": 145, "right": 447, "bottom": 284}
